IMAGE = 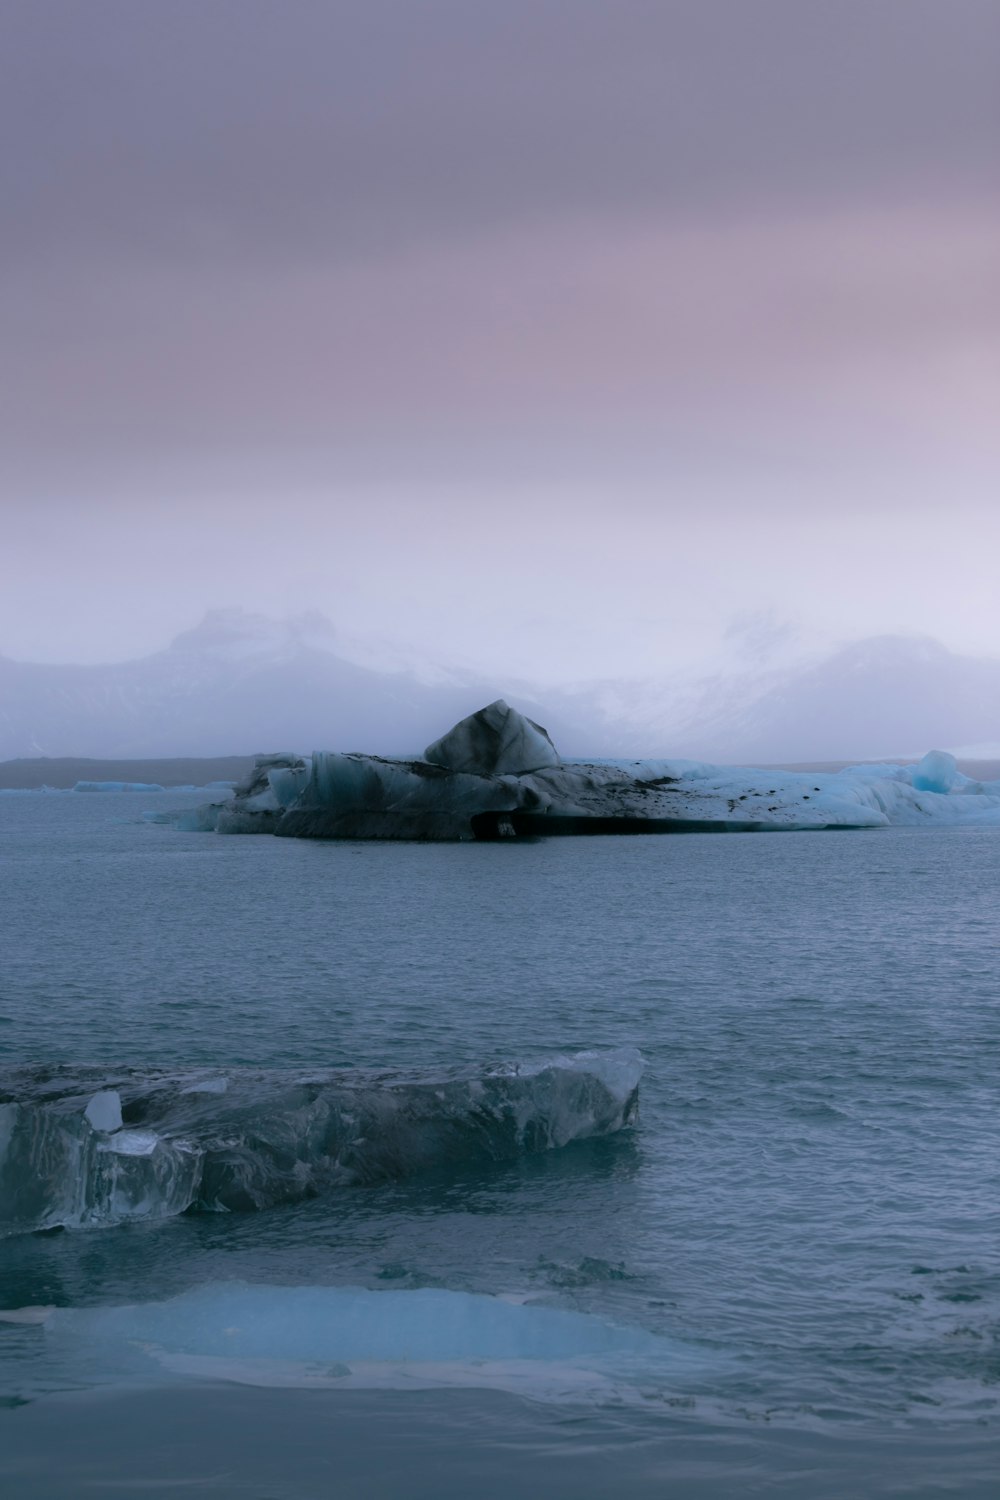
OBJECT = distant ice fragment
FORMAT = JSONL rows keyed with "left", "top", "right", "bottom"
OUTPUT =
{"left": 425, "top": 699, "right": 560, "bottom": 776}
{"left": 72, "top": 781, "right": 166, "bottom": 793}
{"left": 84, "top": 1090, "right": 123, "bottom": 1133}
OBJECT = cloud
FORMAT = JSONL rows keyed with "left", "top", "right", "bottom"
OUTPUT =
{"left": 2, "top": 0, "right": 997, "bottom": 267}
{"left": 1, "top": 1, "right": 997, "bottom": 673}
{"left": 2, "top": 195, "right": 997, "bottom": 487}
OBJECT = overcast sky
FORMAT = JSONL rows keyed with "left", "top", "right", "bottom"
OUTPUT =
{"left": 1, "top": 1, "right": 998, "bottom": 681}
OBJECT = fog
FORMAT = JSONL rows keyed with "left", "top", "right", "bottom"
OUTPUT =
{"left": 1, "top": 1, "right": 997, "bottom": 694}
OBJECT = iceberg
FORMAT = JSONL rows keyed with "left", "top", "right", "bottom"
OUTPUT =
{"left": 0, "top": 1050, "right": 641, "bottom": 1235}
{"left": 157, "top": 701, "right": 1000, "bottom": 840}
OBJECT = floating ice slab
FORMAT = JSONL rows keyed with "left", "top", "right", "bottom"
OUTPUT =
{"left": 0, "top": 1051, "right": 641, "bottom": 1236}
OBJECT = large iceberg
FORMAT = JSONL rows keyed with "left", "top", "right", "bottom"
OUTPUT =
{"left": 154, "top": 703, "right": 1000, "bottom": 841}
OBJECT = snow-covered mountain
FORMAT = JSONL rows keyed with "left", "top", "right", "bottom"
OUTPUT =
{"left": 673, "top": 635, "right": 1000, "bottom": 763}
{"left": 1, "top": 611, "right": 997, "bottom": 764}
{"left": 561, "top": 636, "right": 1000, "bottom": 763}
{"left": 0, "top": 610, "right": 586, "bottom": 760}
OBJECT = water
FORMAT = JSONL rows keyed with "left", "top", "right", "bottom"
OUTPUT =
{"left": 2, "top": 792, "right": 999, "bottom": 1496}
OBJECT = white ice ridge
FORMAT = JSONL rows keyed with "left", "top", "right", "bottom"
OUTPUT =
{"left": 151, "top": 701, "right": 1000, "bottom": 841}
{"left": 42, "top": 1282, "right": 710, "bottom": 1403}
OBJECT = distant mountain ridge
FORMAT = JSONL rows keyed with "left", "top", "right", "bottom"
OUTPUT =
{"left": 570, "top": 635, "right": 1000, "bottom": 763}
{"left": 1, "top": 610, "right": 997, "bottom": 764}
{"left": 682, "top": 635, "right": 1000, "bottom": 762}
{"left": 0, "top": 610, "right": 582, "bottom": 760}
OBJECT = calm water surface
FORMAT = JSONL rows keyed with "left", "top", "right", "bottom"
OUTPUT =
{"left": 1, "top": 792, "right": 998, "bottom": 1496}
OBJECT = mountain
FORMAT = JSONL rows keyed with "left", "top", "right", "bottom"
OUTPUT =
{"left": 1, "top": 611, "right": 997, "bottom": 764}
{"left": 671, "top": 635, "right": 1000, "bottom": 762}
{"left": 559, "top": 635, "right": 1000, "bottom": 763}
{"left": 0, "top": 609, "right": 587, "bottom": 760}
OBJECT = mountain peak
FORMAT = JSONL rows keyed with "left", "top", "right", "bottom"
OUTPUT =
{"left": 167, "top": 609, "right": 338, "bottom": 661}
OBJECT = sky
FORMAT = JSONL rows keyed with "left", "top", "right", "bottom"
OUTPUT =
{"left": 1, "top": 0, "right": 998, "bottom": 683}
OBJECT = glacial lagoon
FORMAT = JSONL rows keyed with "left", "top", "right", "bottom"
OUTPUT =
{"left": 2, "top": 787, "right": 999, "bottom": 1496}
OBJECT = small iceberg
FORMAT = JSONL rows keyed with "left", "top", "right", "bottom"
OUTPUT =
{"left": 73, "top": 780, "right": 166, "bottom": 793}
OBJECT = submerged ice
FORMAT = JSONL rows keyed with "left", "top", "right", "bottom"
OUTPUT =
{"left": 155, "top": 701, "right": 1000, "bottom": 841}
{"left": 34, "top": 1279, "right": 706, "bottom": 1404}
{"left": 53, "top": 1281, "right": 657, "bottom": 1364}
{"left": 0, "top": 1050, "right": 642, "bottom": 1235}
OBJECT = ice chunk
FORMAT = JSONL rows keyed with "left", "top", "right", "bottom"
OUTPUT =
{"left": 84, "top": 1090, "right": 123, "bottom": 1133}
{"left": 911, "top": 750, "right": 960, "bottom": 794}
{"left": 425, "top": 699, "right": 560, "bottom": 776}
{"left": 1, "top": 1052, "right": 640, "bottom": 1235}
{"left": 0, "top": 1090, "right": 200, "bottom": 1234}
{"left": 101, "top": 1130, "right": 161, "bottom": 1157}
